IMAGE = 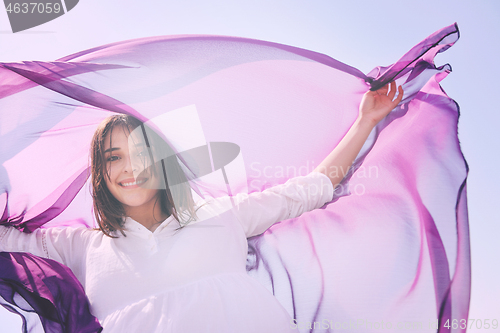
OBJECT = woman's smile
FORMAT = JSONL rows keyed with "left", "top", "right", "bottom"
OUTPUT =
{"left": 119, "top": 177, "right": 148, "bottom": 188}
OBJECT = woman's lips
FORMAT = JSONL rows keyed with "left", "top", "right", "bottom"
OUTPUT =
{"left": 119, "top": 178, "right": 148, "bottom": 188}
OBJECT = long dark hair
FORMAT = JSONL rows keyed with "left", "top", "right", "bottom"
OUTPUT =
{"left": 90, "top": 115, "right": 196, "bottom": 237}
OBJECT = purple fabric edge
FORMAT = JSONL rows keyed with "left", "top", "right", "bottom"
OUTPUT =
{"left": 56, "top": 35, "right": 367, "bottom": 80}
{"left": 369, "top": 23, "right": 459, "bottom": 90}
{"left": 0, "top": 252, "right": 103, "bottom": 332}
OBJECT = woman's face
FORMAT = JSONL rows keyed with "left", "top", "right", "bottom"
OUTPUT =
{"left": 103, "top": 126, "right": 162, "bottom": 211}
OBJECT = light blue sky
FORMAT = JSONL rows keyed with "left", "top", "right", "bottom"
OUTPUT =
{"left": 0, "top": 0, "right": 499, "bottom": 331}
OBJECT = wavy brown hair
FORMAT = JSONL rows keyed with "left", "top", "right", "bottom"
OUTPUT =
{"left": 90, "top": 115, "right": 196, "bottom": 237}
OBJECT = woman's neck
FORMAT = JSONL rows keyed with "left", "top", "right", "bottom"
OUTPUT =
{"left": 123, "top": 200, "right": 170, "bottom": 231}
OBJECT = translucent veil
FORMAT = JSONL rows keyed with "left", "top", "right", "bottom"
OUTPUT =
{"left": 0, "top": 23, "right": 469, "bottom": 332}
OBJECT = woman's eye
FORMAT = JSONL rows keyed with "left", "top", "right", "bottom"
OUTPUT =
{"left": 107, "top": 155, "right": 119, "bottom": 162}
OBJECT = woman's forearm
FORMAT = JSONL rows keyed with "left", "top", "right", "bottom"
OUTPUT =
{"left": 313, "top": 116, "right": 375, "bottom": 189}
{"left": 314, "top": 82, "right": 403, "bottom": 189}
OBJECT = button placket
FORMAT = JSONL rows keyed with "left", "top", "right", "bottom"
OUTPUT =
{"left": 149, "top": 234, "right": 158, "bottom": 253}
{"left": 150, "top": 235, "right": 158, "bottom": 254}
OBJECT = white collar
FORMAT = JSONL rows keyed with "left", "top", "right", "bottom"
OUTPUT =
{"left": 122, "top": 215, "right": 177, "bottom": 236}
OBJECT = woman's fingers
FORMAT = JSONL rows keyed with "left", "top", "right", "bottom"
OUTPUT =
{"left": 380, "top": 81, "right": 403, "bottom": 106}
{"left": 375, "top": 81, "right": 403, "bottom": 102}
{"left": 387, "top": 81, "right": 397, "bottom": 101}
{"left": 377, "top": 83, "right": 389, "bottom": 96}
{"left": 393, "top": 85, "right": 404, "bottom": 105}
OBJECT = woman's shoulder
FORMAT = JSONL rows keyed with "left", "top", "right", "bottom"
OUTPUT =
{"left": 190, "top": 195, "right": 237, "bottom": 222}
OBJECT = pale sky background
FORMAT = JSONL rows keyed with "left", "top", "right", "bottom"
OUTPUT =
{"left": 0, "top": 0, "right": 499, "bottom": 332}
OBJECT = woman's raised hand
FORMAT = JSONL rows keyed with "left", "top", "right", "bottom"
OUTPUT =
{"left": 359, "top": 81, "right": 404, "bottom": 125}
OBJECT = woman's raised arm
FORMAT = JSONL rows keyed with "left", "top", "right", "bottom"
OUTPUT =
{"left": 313, "top": 81, "right": 404, "bottom": 189}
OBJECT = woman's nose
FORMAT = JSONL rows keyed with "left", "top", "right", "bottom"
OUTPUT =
{"left": 123, "top": 156, "right": 137, "bottom": 174}
{"left": 123, "top": 152, "right": 147, "bottom": 177}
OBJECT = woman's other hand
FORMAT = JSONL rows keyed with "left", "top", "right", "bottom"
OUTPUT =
{"left": 359, "top": 81, "right": 404, "bottom": 125}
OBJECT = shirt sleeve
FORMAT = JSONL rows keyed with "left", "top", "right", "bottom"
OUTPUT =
{"left": 231, "top": 171, "right": 334, "bottom": 238}
{"left": 0, "top": 224, "right": 94, "bottom": 274}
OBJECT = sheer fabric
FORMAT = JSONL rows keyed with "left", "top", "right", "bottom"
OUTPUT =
{"left": 0, "top": 23, "right": 469, "bottom": 332}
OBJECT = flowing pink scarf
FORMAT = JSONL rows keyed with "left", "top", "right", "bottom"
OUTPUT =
{"left": 0, "top": 23, "right": 469, "bottom": 332}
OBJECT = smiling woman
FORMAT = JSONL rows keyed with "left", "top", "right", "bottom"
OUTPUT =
{"left": 0, "top": 112, "right": 337, "bottom": 332}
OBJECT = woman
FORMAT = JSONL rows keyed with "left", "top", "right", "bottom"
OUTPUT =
{"left": 0, "top": 81, "right": 402, "bottom": 332}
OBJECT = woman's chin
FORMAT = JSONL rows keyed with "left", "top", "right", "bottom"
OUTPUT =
{"left": 119, "top": 191, "right": 159, "bottom": 209}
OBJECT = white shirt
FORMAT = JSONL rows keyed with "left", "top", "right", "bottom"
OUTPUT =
{"left": 0, "top": 172, "right": 333, "bottom": 332}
